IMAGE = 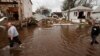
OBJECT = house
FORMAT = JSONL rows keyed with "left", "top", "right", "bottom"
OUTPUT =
{"left": 62, "top": 6, "right": 92, "bottom": 23}
{"left": 0, "top": 0, "right": 33, "bottom": 20}
{"left": 22, "top": 0, "right": 33, "bottom": 19}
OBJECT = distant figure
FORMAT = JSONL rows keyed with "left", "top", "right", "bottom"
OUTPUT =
{"left": 7, "top": 22, "right": 22, "bottom": 48}
{"left": 91, "top": 23, "right": 100, "bottom": 45}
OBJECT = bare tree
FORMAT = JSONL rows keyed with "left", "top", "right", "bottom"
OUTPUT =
{"left": 62, "top": 0, "right": 77, "bottom": 11}
{"left": 62, "top": 0, "right": 94, "bottom": 11}
{"left": 76, "top": 0, "right": 95, "bottom": 7}
{"left": 62, "top": 0, "right": 77, "bottom": 20}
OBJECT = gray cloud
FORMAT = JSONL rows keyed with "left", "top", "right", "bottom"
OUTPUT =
{"left": 32, "top": 0, "right": 64, "bottom": 12}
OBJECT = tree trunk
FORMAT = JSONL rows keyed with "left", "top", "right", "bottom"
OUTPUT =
{"left": 67, "top": 1, "right": 71, "bottom": 21}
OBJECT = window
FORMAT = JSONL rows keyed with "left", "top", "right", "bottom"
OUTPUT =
{"left": 74, "top": 12, "right": 77, "bottom": 16}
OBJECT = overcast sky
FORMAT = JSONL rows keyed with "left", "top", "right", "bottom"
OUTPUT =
{"left": 32, "top": 0, "right": 100, "bottom": 12}
{"left": 32, "top": 0, "right": 64, "bottom": 12}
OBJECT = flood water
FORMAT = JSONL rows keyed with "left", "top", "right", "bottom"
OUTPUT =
{"left": 0, "top": 24, "right": 100, "bottom": 56}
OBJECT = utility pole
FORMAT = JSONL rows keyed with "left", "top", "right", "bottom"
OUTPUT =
{"left": 67, "top": 0, "right": 71, "bottom": 21}
{"left": 18, "top": 0, "right": 21, "bottom": 20}
{"left": 18, "top": 0, "right": 22, "bottom": 27}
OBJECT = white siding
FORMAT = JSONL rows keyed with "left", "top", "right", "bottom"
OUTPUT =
{"left": 69, "top": 11, "right": 79, "bottom": 22}
{"left": 70, "top": 11, "right": 78, "bottom": 20}
{"left": 69, "top": 11, "right": 87, "bottom": 23}
{"left": 22, "top": 0, "right": 32, "bottom": 19}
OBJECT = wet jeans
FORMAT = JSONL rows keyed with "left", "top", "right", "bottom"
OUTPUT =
{"left": 91, "top": 35, "right": 98, "bottom": 44}
{"left": 9, "top": 36, "right": 21, "bottom": 47}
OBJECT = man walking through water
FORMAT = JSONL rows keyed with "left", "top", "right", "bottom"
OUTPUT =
{"left": 7, "top": 22, "right": 22, "bottom": 48}
{"left": 91, "top": 23, "right": 100, "bottom": 45}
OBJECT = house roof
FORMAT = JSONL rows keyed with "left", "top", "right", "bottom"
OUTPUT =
{"left": 92, "top": 6, "right": 100, "bottom": 13}
{"left": 70, "top": 6, "right": 92, "bottom": 11}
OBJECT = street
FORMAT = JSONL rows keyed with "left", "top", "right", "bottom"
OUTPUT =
{"left": 0, "top": 24, "right": 100, "bottom": 56}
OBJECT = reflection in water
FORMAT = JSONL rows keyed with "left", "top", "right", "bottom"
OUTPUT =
{"left": 0, "top": 27, "right": 8, "bottom": 49}
{"left": 18, "top": 26, "right": 37, "bottom": 43}
{"left": 59, "top": 25, "right": 95, "bottom": 56}
{"left": 10, "top": 49, "right": 22, "bottom": 56}
{"left": 60, "top": 25, "right": 88, "bottom": 44}
{"left": 0, "top": 26, "right": 37, "bottom": 56}
{"left": 0, "top": 48, "right": 22, "bottom": 56}
{"left": 0, "top": 25, "right": 100, "bottom": 56}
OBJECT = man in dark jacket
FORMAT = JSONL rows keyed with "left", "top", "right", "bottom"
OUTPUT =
{"left": 91, "top": 23, "right": 100, "bottom": 45}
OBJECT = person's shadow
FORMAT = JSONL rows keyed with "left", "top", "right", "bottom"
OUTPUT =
{"left": 0, "top": 45, "right": 22, "bottom": 56}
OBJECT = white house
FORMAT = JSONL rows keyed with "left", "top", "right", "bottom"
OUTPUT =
{"left": 0, "top": 0, "right": 33, "bottom": 20}
{"left": 63, "top": 6, "right": 92, "bottom": 23}
{"left": 22, "top": 0, "right": 33, "bottom": 19}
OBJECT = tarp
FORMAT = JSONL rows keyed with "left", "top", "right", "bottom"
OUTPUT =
{"left": 33, "top": 14, "right": 47, "bottom": 21}
{"left": 0, "top": 17, "right": 7, "bottom": 25}
{"left": 0, "top": 17, "right": 7, "bottom": 22}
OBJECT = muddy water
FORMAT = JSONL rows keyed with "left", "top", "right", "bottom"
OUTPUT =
{"left": 0, "top": 24, "right": 100, "bottom": 56}
{"left": 0, "top": 27, "right": 8, "bottom": 49}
